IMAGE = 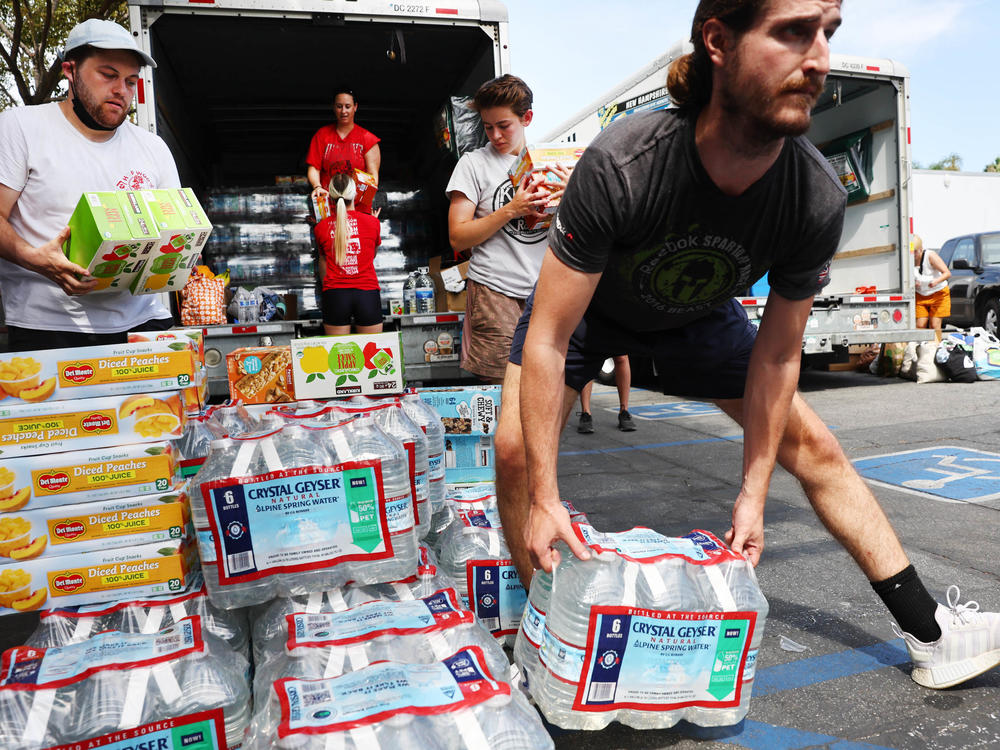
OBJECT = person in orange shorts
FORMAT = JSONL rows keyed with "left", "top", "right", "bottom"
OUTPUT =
{"left": 912, "top": 234, "right": 951, "bottom": 341}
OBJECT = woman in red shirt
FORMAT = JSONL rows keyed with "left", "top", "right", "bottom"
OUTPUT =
{"left": 306, "top": 86, "right": 381, "bottom": 210}
{"left": 314, "top": 173, "right": 383, "bottom": 335}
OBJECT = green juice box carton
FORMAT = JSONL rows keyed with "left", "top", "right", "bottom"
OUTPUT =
{"left": 63, "top": 191, "right": 159, "bottom": 293}
{"left": 131, "top": 188, "right": 213, "bottom": 295}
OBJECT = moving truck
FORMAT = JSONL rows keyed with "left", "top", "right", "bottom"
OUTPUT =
{"left": 128, "top": 0, "right": 509, "bottom": 390}
{"left": 545, "top": 43, "right": 932, "bottom": 364}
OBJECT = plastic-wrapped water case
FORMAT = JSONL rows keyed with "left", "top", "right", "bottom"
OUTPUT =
{"left": 251, "top": 588, "right": 509, "bottom": 707}
{"left": 0, "top": 616, "right": 251, "bottom": 750}
{"left": 189, "top": 422, "right": 410, "bottom": 610}
{"left": 175, "top": 414, "right": 226, "bottom": 478}
{"left": 330, "top": 402, "right": 431, "bottom": 541}
{"left": 436, "top": 488, "right": 526, "bottom": 647}
{"left": 515, "top": 524, "right": 768, "bottom": 731}
{"left": 244, "top": 647, "right": 552, "bottom": 750}
{"left": 26, "top": 571, "right": 250, "bottom": 658}
{"left": 250, "top": 545, "right": 456, "bottom": 665}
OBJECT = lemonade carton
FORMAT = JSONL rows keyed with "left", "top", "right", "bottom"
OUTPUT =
{"left": 131, "top": 188, "right": 213, "bottom": 295}
{"left": 290, "top": 332, "right": 405, "bottom": 399}
{"left": 0, "top": 442, "right": 180, "bottom": 511}
{"left": 0, "top": 536, "right": 194, "bottom": 616}
{"left": 0, "top": 340, "right": 196, "bottom": 404}
{"left": 0, "top": 488, "right": 189, "bottom": 562}
{"left": 63, "top": 191, "right": 160, "bottom": 293}
{"left": 0, "top": 392, "right": 187, "bottom": 458}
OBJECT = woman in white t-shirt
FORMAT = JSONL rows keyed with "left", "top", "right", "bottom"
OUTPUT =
{"left": 445, "top": 75, "right": 570, "bottom": 383}
{"left": 912, "top": 234, "right": 951, "bottom": 341}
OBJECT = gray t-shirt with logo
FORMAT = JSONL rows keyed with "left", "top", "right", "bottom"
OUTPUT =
{"left": 550, "top": 109, "right": 846, "bottom": 331}
{"left": 446, "top": 143, "right": 548, "bottom": 299}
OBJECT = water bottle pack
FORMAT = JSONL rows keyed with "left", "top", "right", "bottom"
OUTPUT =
{"left": 189, "top": 422, "right": 417, "bottom": 610}
{"left": 250, "top": 544, "right": 451, "bottom": 664}
{"left": 26, "top": 571, "right": 251, "bottom": 659}
{"left": 174, "top": 415, "right": 227, "bottom": 478}
{"left": 0, "top": 616, "right": 251, "bottom": 750}
{"left": 244, "top": 647, "right": 552, "bottom": 750}
{"left": 515, "top": 524, "right": 768, "bottom": 731}
{"left": 436, "top": 489, "right": 526, "bottom": 646}
{"left": 251, "top": 588, "right": 509, "bottom": 709}
{"left": 330, "top": 402, "right": 431, "bottom": 541}
{"left": 206, "top": 401, "right": 261, "bottom": 438}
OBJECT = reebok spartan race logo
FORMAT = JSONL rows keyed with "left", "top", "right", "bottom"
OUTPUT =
{"left": 633, "top": 231, "right": 752, "bottom": 314}
{"left": 493, "top": 181, "right": 547, "bottom": 244}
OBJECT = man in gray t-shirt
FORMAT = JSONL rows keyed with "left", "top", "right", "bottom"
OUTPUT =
{"left": 497, "top": 0, "right": 1000, "bottom": 691}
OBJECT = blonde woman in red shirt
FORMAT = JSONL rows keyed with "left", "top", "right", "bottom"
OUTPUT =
{"left": 314, "top": 172, "right": 383, "bottom": 335}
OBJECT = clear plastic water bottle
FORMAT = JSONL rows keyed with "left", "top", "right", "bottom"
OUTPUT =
{"left": 512, "top": 568, "right": 552, "bottom": 695}
{"left": 415, "top": 266, "right": 436, "bottom": 313}
{"left": 403, "top": 270, "right": 418, "bottom": 315}
{"left": 331, "top": 403, "right": 431, "bottom": 542}
{"left": 399, "top": 390, "right": 448, "bottom": 533}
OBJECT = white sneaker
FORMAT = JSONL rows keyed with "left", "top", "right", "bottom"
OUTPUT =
{"left": 896, "top": 585, "right": 1000, "bottom": 689}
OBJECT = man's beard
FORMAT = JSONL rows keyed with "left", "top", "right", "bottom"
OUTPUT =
{"left": 718, "top": 59, "right": 824, "bottom": 147}
{"left": 72, "top": 76, "right": 130, "bottom": 130}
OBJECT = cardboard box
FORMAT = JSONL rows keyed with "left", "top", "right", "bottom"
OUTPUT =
{"left": 354, "top": 168, "right": 378, "bottom": 214}
{"left": 0, "top": 441, "right": 180, "bottom": 511}
{"left": 0, "top": 341, "right": 196, "bottom": 405}
{"left": 509, "top": 143, "right": 586, "bottom": 230}
{"left": 63, "top": 191, "right": 160, "bottom": 293}
{"left": 0, "top": 488, "right": 189, "bottom": 562}
{"left": 130, "top": 188, "right": 213, "bottom": 295}
{"left": 291, "top": 333, "right": 405, "bottom": 399}
{"left": 128, "top": 329, "right": 208, "bottom": 414}
{"left": 418, "top": 386, "right": 500, "bottom": 483}
{"left": 0, "top": 392, "right": 186, "bottom": 459}
{"left": 0, "top": 537, "right": 194, "bottom": 615}
{"left": 226, "top": 346, "right": 295, "bottom": 404}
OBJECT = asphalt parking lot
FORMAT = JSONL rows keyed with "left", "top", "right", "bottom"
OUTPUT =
{"left": 550, "top": 368, "right": 1000, "bottom": 750}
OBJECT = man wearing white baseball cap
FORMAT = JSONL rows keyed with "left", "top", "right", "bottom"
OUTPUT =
{"left": 0, "top": 19, "right": 180, "bottom": 351}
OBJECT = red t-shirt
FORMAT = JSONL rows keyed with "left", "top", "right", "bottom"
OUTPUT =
{"left": 314, "top": 210, "right": 381, "bottom": 291}
{"left": 306, "top": 124, "right": 380, "bottom": 192}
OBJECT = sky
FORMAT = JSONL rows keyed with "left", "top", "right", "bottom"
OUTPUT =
{"left": 501, "top": 0, "right": 1000, "bottom": 172}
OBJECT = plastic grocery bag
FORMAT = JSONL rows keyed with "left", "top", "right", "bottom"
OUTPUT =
{"left": 948, "top": 327, "right": 1000, "bottom": 380}
{"left": 180, "top": 267, "right": 226, "bottom": 326}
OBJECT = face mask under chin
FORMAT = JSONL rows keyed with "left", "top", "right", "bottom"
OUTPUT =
{"left": 69, "top": 78, "right": 119, "bottom": 132}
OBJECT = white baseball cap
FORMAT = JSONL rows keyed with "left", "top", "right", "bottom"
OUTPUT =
{"left": 62, "top": 19, "right": 157, "bottom": 68}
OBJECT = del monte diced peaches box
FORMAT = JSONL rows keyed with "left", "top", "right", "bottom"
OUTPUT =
{"left": 0, "top": 537, "right": 194, "bottom": 616}
{"left": 0, "top": 441, "right": 180, "bottom": 511}
{"left": 0, "top": 488, "right": 189, "bottom": 563}
{"left": 0, "top": 340, "right": 196, "bottom": 405}
{"left": 0, "top": 392, "right": 187, "bottom": 458}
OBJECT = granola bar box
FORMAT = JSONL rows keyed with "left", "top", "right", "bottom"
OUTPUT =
{"left": 290, "top": 333, "right": 404, "bottom": 399}
{"left": 0, "top": 393, "right": 186, "bottom": 459}
{"left": 0, "top": 340, "right": 196, "bottom": 405}
{"left": 226, "top": 346, "right": 295, "bottom": 404}
{"left": 418, "top": 385, "right": 500, "bottom": 483}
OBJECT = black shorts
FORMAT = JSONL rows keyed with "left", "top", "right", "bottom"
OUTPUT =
{"left": 6, "top": 317, "right": 175, "bottom": 353}
{"left": 322, "top": 288, "right": 383, "bottom": 327}
{"left": 508, "top": 294, "right": 757, "bottom": 399}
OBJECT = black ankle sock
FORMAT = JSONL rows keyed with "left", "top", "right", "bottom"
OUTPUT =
{"left": 871, "top": 565, "right": 942, "bottom": 642}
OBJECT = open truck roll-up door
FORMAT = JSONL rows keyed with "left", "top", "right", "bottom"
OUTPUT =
{"left": 128, "top": 0, "right": 511, "bottom": 393}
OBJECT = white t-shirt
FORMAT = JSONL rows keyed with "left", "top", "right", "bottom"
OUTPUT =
{"left": 445, "top": 143, "right": 548, "bottom": 299}
{"left": 0, "top": 102, "right": 179, "bottom": 333}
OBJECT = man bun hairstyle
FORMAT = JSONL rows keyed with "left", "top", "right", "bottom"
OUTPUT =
{"left": 471, "top": 74, "right": 533, "bottom": 117}
{"left": 667, "top": 0, "right": 769, "bottom": 112}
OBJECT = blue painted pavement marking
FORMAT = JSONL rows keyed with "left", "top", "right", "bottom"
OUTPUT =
{"left": 752, "top": 638, "right": 908, "bottom": 697}
{"left": 617, "top": 402, "right": 724, "bottom": 420}
{"left": 853, "top": 445, "right": 1000, "bottom": 504}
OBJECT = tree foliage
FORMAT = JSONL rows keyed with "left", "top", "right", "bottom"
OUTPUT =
{"left": 1, "top": 0, "right": 128, "bottom": 110}
{"left": 927, "top": 153, "right": 963, "bottom": 171}
{"left": 985, "top": 157, "right": 1000, "bottom": 173}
